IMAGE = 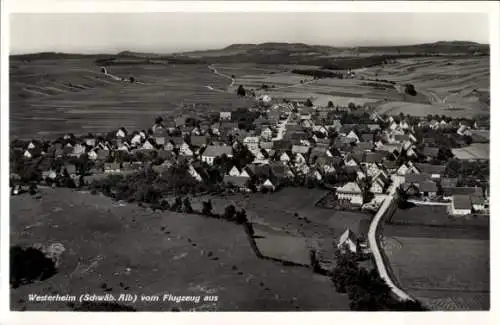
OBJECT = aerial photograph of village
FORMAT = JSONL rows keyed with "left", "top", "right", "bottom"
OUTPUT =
{"left": 8, "top": 11, "right": 490, "bottom": 312}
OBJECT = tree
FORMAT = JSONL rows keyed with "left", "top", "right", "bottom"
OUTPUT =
{"left": 155, "top": 116, "right": 164, "bottom": 125}
{"left": 305, "top": 98, "right": 313, "bottom": 107}
{"left": 172, "top": 196, "right": 183, "bottom": 212}
{"left": 202, "top": 200, "right": 213, "bottom": 216}
{"left": 183, "top": 197, "right": 193, "bottom": 213}
{"left": 348, "top": 102, "right": 356, "bottom": 110}
{"left": 237, "top": 85, "right": 246, "bottom": 97}
{"left": 404, "top": 84, "right": 417, "bottom": 96}
{"left": 327, "top": 101, "right": 334, "bottom": 108}
{"left": 235, "top": 209, "right": 248, "bottom": 224}
{"left": 129, "top": 76, "right": 136, "bottom": 83}
{"left": 224, "top": 204, "right": 237, "bottom": 221}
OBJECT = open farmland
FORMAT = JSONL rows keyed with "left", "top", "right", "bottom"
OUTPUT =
{"left": 10, "top": 59, "right": 251, "bottom": 139}
{"left": 358, "top": 57, "right": 490, "bottom": 116}
{"left": 10, "top": 188, "right": 350, "bottom": 311}
{"left": 382, "top": 236, "right": 489, "bottom": 310}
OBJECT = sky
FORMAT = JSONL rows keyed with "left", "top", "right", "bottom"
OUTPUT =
{"left": 10, "top": 12, "right": 490, "bottom": 54}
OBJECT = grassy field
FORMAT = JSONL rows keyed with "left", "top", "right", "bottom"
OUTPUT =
{"left": 10, "top": 188, "right": 350, "bottom": 311}
{"left": 451, "top": 143, "right": 490, "bottom": 160}
{"left": 389, "top": 206, "right": 489, "bottom": 228}
{"left": 382, "top": 236, "right": 489, "bottom": 310}
{"left": 10, "top": 59, "right": 251, "bottom": 139}
{"left": 358, "top": 57, "right": 489, "bottom": 116}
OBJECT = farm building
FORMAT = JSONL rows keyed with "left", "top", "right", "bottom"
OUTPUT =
{"left": 220, "top": 111, "right": 232, "bottom": 121}
{"left": 201, "top": 145, "right": 233, "bottom": 165}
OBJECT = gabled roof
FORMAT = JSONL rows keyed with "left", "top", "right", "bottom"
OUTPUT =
{"left": 339, "top": 228, "right": 358, "bottom": 245}
{"left": 404, "top": 173, "right": 431, "bottom": 184}
{"left": 419, "top": 181, "right": 438, "bottom": 193}
{"left": 422, "top": 146, "right": 440, "bottom": 158}
{"left": 414, "top": 163, "right": 446, "bottom": 175}
{"left": 202, "top": 145, "right": 233, "bottom": 157}
{"left": 337, "top": 181, "right": 362, "bottom": 194}
{"left": 291, "top": 145, "right": 310, "bottom": 154}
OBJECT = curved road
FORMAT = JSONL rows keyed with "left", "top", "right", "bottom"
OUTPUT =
{"left": 368, "top": 178, "right": 415, "bottom": 302}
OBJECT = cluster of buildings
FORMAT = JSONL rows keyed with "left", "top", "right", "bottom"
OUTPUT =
{"left": 12, "top": 100, "right": 489, "bottom": 216}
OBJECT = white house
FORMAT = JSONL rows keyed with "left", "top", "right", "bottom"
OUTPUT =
{"left": 346, "top": 130, "right": 360, "bottom": 144}
{"left": 279, "top": 152, "right": 291, "bottom": 163}
{"left": 337, "top": 228, "right": 359, "bottom": 253}
{"left": 179, "top": 142, "right": 194, "bottom": 156}
{"left": 336, "top": 182, "right": 363, "bottom": 205}
{"left": 24, "top": 150, "right": 32, "bottom": 159}
{"left": 243, "top": 136, "right": 260, "bottom": 151}
{"left": 131, "top": 134, "right": 142, "bottom": 146}
{"left": 27, "top": 141, "right": 36, "bottom": 150}
{"left": 220, "top": 111, "right": 232, "bottom": 121}
{"left": 116, "top": 128, "right": 127, "bottom": 138}
{"left": 141, "top": 140, "right": 155, "bottom": 150}
{"left": 188, "top": 165, "right": 203, "bottom": 182}
{"left": 87, "top": 149, "right": 98, "bottom": 161}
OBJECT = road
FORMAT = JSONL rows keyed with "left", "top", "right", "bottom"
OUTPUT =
{"left": 367, "top": 177, "right": 415, "bottom": 302}
{"left": 208, "top": 65, "right": 235, "bottom": 90}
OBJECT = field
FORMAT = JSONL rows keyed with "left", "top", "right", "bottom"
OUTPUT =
{"left": 10, "top": 59, "right": 251, "bottom": 139}
{"left": 10, "top": 188, "right": 351, "bottom": 311}
{"left": 10, "top": 55, "right": 489, "bottom": 139}
{"left": 382, "top": 236, "right": 489, "bottom": 310}
{"left": 389, "top": 206, "right": 489, "bottom": 228}
{"left": 451, "top": 143, "right": 490, "bottom": 160}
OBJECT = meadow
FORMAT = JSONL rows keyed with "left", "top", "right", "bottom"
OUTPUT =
{"left": 10, "top": 59, "right": 250, "bottom": 139}
{"left": 10, "top": 188, "right": 350, "bottom": 311}
{"left": 382, "top": 236, "right": 489, "bottom": 310}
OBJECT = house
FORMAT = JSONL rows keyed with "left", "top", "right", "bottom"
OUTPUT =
{"left": 291, "top": 145, "right": 310, "bottom": 155}
{"left": 130, "top": 133, "right": 142, "bottom": 146}
{"left": 140, "top": 140, "right": 155, "bottom": 151}
{"left": 116, "top": 128, "right": 127, "bottom": 138}
{"left": 188, "top": 165, "right": 203, "bottom": 182}
{"left": 336, "top": 182, "right": 363, "bottom": 205}
{"left": 243, "top": 136, "right": 260, "bottom": 151}
{"left": 448, "top": 194, "right": 472, "bottom": 215}
{"left": 471, "top": 195, "right": 487, "bottom": 212}
{"left": 27, "top": 141, "right": 36, "bottom": 150}
{"left": 104, "top": 162, "right": 121, "bottom": 174}
{"left": 370, "top": 173, "right": 390, "bottom": 194}
{"left": 294, "top": 153, "right": 307, "bottom": 165}
{"left": 87, "top": 149, "right": 98, "bottom": 160}
{"left": 179, "top": 142, "right": 194, "bottom": 156}
{"left": 345, "top": 130, "right": 360, "bottom": 144}
{"left": 201, "top": 145, "right": 233, "bottom": 165}
{"left": 414, "top": 163, "right": 446, "bottom": 179}
{"left": 418, "top": 181, "right": 438, "bottom": 198}
{"left": 24, "top": 150, "right": 32, "bottom": 159}
{"left": 457, "top": 125, "right": 472, "bottom": 136}
{"left": 42, "top": 169, "right": 57, "bottom": 181}
{"left": 220, "top": 111, "right": 232, "bottom": 121}
{"left": 421, "top": 147, "right": 440, "bottom": 160}
{"left": 261, "top": 178, "right": 277, "bottom": 192}
{"left": 279, "top": 151, "right": 291, "bottom": 163}
{"left": 337, "top": 228, "right": 359, "bottom": 253}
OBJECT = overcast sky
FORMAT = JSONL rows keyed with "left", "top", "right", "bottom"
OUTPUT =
{"left": 10, "top": 12, "right": 489, "bottom": 54}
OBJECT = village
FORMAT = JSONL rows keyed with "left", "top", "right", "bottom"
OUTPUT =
{"left": 10, "top": 97, "right": 490, "bottom": 219}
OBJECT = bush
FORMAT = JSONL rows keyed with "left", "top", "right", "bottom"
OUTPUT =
{"left": 10, "top": 245, "right": 57, "bottom": 288}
